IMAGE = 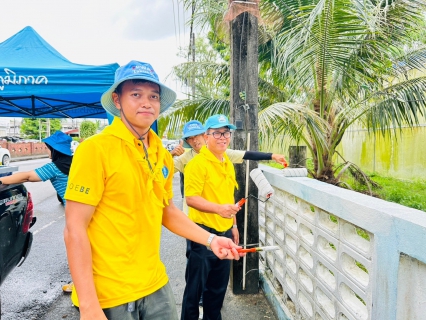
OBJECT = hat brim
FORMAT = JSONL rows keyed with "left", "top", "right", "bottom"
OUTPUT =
{"left": 182, "top": 128, "right": 206, "bottom": 148}
{"left": 206, "top": 124, "right": 237, "bottom": 130}
{"left": 101, "top": 74, "right": 177, "bottom": 117}
{"left": 182, "top": 128, "right": 206, "bottom": 140}
{"left": 43, "top": 140, "right": 72, "bottom": 156}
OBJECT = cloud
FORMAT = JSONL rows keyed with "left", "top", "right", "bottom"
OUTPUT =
{"left": 111, "top": 0, "right": 184, "bottom": 41}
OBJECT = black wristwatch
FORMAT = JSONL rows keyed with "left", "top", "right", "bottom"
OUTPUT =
{"left": 0, "top": 180, "right": 3, "bottom": 185}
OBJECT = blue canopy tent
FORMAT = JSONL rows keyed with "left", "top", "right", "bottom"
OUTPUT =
{"left": 0, "top": 26, "right": 119, "bottom": 119}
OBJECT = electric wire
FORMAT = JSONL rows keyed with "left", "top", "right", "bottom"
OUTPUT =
{"left": 171, "top": 0, "right": 178, "bottom": 46}
{"left": 176, "top": 0, "right": 182, "bottom": 47}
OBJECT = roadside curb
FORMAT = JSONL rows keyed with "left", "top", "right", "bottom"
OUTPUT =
{"left": 10, "top": 155, "right": 50, "bottom": 162}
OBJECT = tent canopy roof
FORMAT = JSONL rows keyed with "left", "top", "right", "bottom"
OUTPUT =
{"left": 0, "top": 26, "right": 119, "bottom": 118}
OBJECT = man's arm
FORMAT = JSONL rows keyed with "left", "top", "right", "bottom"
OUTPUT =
{"left": 226, "top": 149, "right": 288, "bottom": 167}
{"left": 243, "top": 151, "right": 288, "bottom": 167}
{"left": 162, "top": 200, "right": 242, "bottom": 260}
{"left": 64, "top": 200, "right": 107, "bottom": 320}
{"left": 0, "top": 170, "right": 42, "bottom": 184}
{"left": 186, "top": 195, "right": 240, "bottom": 219}
{"left": 173, "top": 155, "right": 185, "bottom": 173}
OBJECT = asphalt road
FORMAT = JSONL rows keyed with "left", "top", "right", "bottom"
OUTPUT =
{"left": 0, "top": 159, "right": 72, "bottom": 320}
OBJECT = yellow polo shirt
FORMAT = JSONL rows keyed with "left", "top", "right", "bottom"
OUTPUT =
{"left": 65, "top": 117, "right": 173, "bottom": 309}
{"left": 184, "top": 146, "right": 238, "bottom": 232}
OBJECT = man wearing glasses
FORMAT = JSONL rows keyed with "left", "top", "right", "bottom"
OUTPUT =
{"left": 181, "top": 114, "right": 250, "bottom": 320}
{"left": 173, "top": 120, "right": 287, "bottom": 212}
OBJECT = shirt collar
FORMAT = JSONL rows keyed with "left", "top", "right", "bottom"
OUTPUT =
{"left": 104, "top": 116, "right": 155, "bottom": 146}
{"left": 200, "top": 145, "right": 228, "bottom": 163}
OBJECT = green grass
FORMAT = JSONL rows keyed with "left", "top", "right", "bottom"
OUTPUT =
{"left": 263, "top": 161, "right": 426, "bottom": 212}
{"left": 352, "top": 174, "right": 426, "bottom": 212}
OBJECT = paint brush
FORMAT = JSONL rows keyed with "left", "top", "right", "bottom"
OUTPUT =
{"left": 236, "top": 198, "right": 246, "bottom": 207}
{"left": 237, "top": 245, "right": 279, "bottom": 253}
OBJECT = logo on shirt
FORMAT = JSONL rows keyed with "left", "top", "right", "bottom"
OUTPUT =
{"left": 68, "top": 183, "right": 90, "bottom": 194}
{"left": 162, "top": 166, "right": 169, "bottom": 178}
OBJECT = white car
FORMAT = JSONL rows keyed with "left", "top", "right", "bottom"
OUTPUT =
{"left": 71, "top": 141, "right": 80, "bottom": 154}
{"left": 0, "top": 146, "right": 11, "bottom": 165}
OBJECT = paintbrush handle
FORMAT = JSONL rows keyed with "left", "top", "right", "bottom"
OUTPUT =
{"left": 237, "top": 246, "right": 280, "bottom": 253}
{"left": 236, "top": 198, "right": 246, "bottom": 207}
{"left": 237, "top": 248, "right": 257, "bottom": 253}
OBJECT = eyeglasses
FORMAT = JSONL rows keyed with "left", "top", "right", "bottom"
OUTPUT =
{"left": 206, "top": 131, "right": 232, "bottom": 139}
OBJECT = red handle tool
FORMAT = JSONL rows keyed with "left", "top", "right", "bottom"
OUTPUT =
{"left": 237, "top": 246, "right": 279, "bottom": 253}
{"left": 236, "top": 198, "right": 246, "bottom": 207}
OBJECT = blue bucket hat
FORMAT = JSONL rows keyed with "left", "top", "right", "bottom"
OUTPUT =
{"left": 42, "top": 131, "right": 72, "bottom": 156}
{"left": 101, "top": 60, "right": 177, "bottom": 117}
{"left": 204, "top": 114, "right": 237, "bottom": 130}
{"left": 182, "top": 120, "right": 206, "bottom": 148}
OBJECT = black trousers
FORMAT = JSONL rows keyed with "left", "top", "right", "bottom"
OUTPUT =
{"left": 181, "top": 226, "right": 232, "bottom": 320}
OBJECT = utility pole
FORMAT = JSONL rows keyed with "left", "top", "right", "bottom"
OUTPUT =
{"left": 39, "top": 119, "right": 42, "bottom": 142}
{"left": 46, "top": 119, "right": 50, "bottom": 137}
{"left": 189, "top": 0, "right": 196, "bottom": 97}
{"left": 229, "top": 0, "right": 259, "bottom": 294}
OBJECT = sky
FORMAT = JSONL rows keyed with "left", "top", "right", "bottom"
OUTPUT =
{"left": 0, "top": 0, "right": 191, "bottom": 98}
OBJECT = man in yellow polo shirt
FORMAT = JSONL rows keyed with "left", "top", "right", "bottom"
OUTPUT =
{"left": 64, "top": 61, "right": 243, "bottom": 320}
{"left": 181, "top": 114, "right": 243, "bottom": 320}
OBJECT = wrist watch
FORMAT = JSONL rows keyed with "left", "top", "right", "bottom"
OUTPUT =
{"left": 233, "top": 224, "right": 238, "bottom": 228}
{"left": 0, "top": 180, "right": 3, "bottom": 185}
{"left": 206, "top": 233, "right": 216, "bottom": 251}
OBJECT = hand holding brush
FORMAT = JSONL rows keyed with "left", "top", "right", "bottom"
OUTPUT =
{"left": 237, "top": 245, "right": 279, "bottom": 253}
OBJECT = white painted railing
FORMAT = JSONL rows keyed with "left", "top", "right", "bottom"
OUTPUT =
{"left": 257, "top": 165, "right": 426, "bottom": 320}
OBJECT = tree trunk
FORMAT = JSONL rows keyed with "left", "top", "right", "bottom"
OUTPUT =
{"left": 288, "top": 146, "right": 307, "bottom": 168}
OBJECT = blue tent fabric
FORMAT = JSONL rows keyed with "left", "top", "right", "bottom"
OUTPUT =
{"left": 0, "top": 26, "right": 119, "bottom": 118}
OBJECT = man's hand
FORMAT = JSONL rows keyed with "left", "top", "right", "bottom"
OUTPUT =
{"left": 210, "top": 235, "right": 244, "bottom": 260}
{"left": 217, "top": 204, "right": 240, "bottom": 219}
{"left": 272, "top": 153, "right": 288, "bottom": 168}
{"left": 170, "top": 140, "right": 185, "bottom": 157}
{"left": 80, "top": 307, "right": 108, "bottom": 320}
{"left": 231, "top": 227, "right": 239, "bottom": 245}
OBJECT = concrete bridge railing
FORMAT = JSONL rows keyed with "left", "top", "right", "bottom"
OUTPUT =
{"left": 257, "top": 165, "right": 426, "bottom": 320}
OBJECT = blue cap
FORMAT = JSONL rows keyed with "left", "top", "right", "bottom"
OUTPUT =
{"left": 42, "top": 131, "right": 72, "bottom": 156}
{"left": 182, "top": 120, "right": 206, "bottom": 148}
{"left": 204, "top": 114, "right": 236, "bottom": 130}
{"left": 101, "top": 60, "right": 177, "bottom": 117}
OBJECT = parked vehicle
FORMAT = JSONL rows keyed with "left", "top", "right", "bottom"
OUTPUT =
{"left": 0, "top": 146, "right": 11, "bottom": 166}
{"left": 71, "top": 140, "right": 79, "bottom": 154}
{"left": 0, "top": 166, "right": 36, "bottom": 286}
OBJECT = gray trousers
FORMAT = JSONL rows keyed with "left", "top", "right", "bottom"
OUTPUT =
{"left": 102, "top": 282, "right": 178, "bottom": 320}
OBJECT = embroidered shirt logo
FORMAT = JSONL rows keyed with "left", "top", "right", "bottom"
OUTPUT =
{"left": 162, "top": 166, "right": 169, "bottom": 178}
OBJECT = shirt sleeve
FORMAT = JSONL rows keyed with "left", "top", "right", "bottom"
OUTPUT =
{"left": 184, "top": 159, "right": 206, "bottom": 197}
{"left": 34, "top": 163, "right": 58, "bottom": 182}
{"left": 226, "top": 149, "right": 246, "bottom": 164}
{"left": 243, "top": 151, "right": 273, "bottom": 161}
{"left": 173, "top": 154, "right": 185, "bottom": 173}
{"left": 64, "top": 139, "right": 105, "bottom": 206}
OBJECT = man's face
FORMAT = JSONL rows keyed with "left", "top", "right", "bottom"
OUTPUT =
{"left": 185, "top": 134, "right": 205, "bottom": 152}
{"left": 112, "top": 80, "right": 161, "bottom": 132}
{"left": 204, "top": 127, "right": 231, "bottom": 155}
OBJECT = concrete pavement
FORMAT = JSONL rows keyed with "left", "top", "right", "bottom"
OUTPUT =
{"left": 39, "top": 173, "right": 277, "bottom": 319}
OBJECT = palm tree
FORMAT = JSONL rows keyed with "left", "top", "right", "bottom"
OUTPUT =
{"left": 163, "top": 0, "right": 426, "bottom": 183}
